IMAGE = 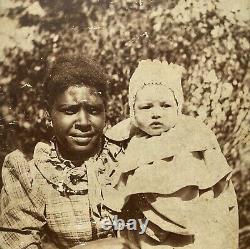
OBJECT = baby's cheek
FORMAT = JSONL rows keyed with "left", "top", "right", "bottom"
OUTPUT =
{"left": 163, "top": 110, "right": 178, "bottom": 126}
{"left": 134, "top": 114, "right": 149, "bottom": 127}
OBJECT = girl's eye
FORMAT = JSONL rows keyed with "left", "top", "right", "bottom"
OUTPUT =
{"left": 63, "top": 107, "right": 77, "bottom": 115}
{"left": 64, "top": 110, "right": 74, "bottom": 115}
{"left": 87, "top": 106, "right": 102, "bottom": 115}
{"left": 89, "top": 108, "right": 98, "bottom": 114}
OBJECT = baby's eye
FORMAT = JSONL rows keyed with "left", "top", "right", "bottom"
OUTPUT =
{"left": 140, "top": 105, "right": 152, "bottom": 110}
{"left": 162, "top": 103, "right": 171, "bottom": 108}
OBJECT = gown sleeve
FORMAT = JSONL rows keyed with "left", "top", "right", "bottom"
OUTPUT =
{"left": 0, "top": 150, "right": 46, "bottom": 249}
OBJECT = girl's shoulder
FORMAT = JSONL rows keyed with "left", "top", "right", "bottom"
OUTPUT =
{"left": 2, "top": 147, "right": 38, "bottom": 192}
{"left": 3, "top": 149, "right": 33, "bottom": 174}
{"left": 2, "top": 141, "right": 54, "bottom": 188}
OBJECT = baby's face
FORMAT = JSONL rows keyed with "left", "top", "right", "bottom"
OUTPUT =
{"left": 134, "top": 85, "right": 178, "bottom": 136}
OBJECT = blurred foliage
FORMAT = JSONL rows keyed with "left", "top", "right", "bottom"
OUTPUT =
{"left": 0, "top": 0, "right": 249, "bottom": 248}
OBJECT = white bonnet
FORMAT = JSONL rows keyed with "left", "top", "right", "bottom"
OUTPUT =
{"left": 129, "top": 59, "right": 185, "bottom": 119}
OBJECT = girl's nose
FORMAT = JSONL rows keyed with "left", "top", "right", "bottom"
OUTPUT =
{"left": 75, "top": 109, "right": 90, "bottom": 130}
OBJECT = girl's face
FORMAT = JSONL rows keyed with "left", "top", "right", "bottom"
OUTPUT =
{"left": 134, "top": 85, "right": 178, "bottom": 136}
{"left": 50, "top": 85, "right": 105, "bottom": 161}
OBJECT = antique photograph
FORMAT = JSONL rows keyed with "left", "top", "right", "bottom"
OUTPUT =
{"left": 0, "top": 0, "right": 249, "bottom": 248}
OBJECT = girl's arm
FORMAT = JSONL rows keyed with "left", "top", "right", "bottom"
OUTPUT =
{"left": 0, "top": 151, "right": 46, "bottom": 249}
{"left": 70, "top": 237, "right": 139, "bottom": 249}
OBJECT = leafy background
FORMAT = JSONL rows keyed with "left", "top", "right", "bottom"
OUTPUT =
{"left": 0, "top": 0, "right": 249, "bottom": 248}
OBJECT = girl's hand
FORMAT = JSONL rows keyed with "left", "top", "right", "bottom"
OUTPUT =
{"left": 71, "top": 237, "right": 139, "bottom": 249}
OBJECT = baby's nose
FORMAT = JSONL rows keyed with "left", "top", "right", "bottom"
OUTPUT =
{"left": 151, "top": 108, "right": 162, "bottom": 119}
{"left": 152, "top": 113, "right": 161, "bottom": 119}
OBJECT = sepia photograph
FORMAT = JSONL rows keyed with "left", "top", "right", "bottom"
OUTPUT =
{"left": 0, "top": 0, "right": 249, "bottom": 248}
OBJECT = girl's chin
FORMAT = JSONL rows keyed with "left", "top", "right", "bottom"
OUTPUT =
{"left": 64, "top": 145, "right": 96, "bottom": 162}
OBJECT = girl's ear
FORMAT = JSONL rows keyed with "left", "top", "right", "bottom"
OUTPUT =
{"left": 44, "top": 110, "right": 53, "bottom": 128}
{"left": 44, "top": 107, "right": 50, "bottom": 118}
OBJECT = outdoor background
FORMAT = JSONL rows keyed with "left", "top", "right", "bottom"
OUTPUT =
{"left": 0, "top": 0, "right": 249, "bottom": 248}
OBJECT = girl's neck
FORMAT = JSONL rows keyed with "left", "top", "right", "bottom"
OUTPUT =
{"left": 55, "top": 138, "right": 103, "bottom": 166}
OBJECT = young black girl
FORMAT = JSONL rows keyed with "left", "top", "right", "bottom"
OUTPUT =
{"left": 0, "top": 55, "right": 138, "bottom": 249}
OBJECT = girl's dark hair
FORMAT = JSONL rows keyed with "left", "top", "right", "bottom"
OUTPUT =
{"left": 43, "top": 55, "right": 110, "bottom": 108}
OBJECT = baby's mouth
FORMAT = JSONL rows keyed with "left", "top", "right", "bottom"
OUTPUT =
{"left": 150, "top": 122, "right": 163, "bottom": 129}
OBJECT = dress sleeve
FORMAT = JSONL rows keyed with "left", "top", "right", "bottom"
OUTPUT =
{"left": 0, "top": 151, "right": 46, "bottom": 249}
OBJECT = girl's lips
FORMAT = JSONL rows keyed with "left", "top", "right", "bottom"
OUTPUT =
{"left": 70, "top": 132, "right": 95, "bottom": 137}
{"left": 69, "top": 135, "right": 93, "bottom": 144}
